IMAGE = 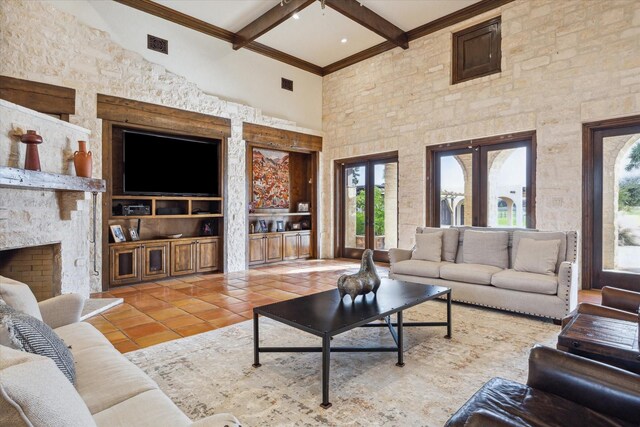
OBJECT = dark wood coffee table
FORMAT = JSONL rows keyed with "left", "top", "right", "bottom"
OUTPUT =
{"left": 557, "top": 313, "right": 640, "bottom": 374}
{"left": 252, "top": 279, "right": 452, "bottom": 408}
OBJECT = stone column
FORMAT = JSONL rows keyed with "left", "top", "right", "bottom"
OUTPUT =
{"left": 384, "top": 162, "right": 398, "bottom": 249}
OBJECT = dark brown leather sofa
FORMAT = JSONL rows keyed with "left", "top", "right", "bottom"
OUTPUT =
{"left": 561, "top": 286, "right": 640, "bottom": 327}
{"left": 445, "top": 345, "right": 640, "bottom": 426}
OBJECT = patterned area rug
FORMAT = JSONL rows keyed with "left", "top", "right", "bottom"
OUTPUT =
{"left": 127, "top": 301, "right": 559, "bottom": 426}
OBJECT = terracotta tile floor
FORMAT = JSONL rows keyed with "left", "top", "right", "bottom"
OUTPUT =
{"left": 88, "top": 259, "right": 601, "bottom": 353}
{"left": 88, "top": 259, "right": 368, "bottom": 353}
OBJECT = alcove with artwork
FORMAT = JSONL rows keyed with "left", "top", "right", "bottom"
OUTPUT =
{"left": 244, "top": 123, "right": 321, "bottom": 267}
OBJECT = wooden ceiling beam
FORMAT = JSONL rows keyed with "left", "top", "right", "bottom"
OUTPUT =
{"left": 233, "top": 0, "right": 316, "bottom": 50}
{"left": 323, "top": 0, "right": 408, "bottom": 50}
{"left": 322, "top": 0, "right": 516, "bottom": 75}
{"left": 113, "top": 0, "right": 323, "bottom": 75}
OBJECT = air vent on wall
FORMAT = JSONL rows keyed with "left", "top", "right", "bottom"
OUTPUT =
{"left": 281, "top": 78, "right": 293, "bottom": 91}
{"left": 147, "top": 34, "right": 168, "bottom": 54}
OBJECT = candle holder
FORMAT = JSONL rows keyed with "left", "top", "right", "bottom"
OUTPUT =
{"left": 20, "top": 130, "right": 43, "bottom": 171}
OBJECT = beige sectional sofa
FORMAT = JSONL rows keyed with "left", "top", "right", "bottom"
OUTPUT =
{"left": 389, "top": 227, "right": 578, "bottom": 321}
{"left": 0, "top": 275, "right": 239, "bottom": 427}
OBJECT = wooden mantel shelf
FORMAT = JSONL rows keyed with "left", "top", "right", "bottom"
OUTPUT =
{"left": 0, "top": 166, "right": 106, "bottom": 193}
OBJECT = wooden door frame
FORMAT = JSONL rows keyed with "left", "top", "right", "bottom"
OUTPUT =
{"left": 582, "top": 114, "right": 640, "bottom": 290}
{"left": 334, "top": 151, "right": 399, "bottom": 262}
{"left": 426, "top": 131, "right": 536, "bottom": 228}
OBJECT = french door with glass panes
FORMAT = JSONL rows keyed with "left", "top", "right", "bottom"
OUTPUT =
{"left": 584, "top": 118, "right": 640, "bottom": 291}
{"left": 335, "top": 153, "right": 398, "bottom": 262}
{"left": 427, "top": 132, "right": 536, "bottom": 228}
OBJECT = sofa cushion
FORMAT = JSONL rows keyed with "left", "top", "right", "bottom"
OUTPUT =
{"left": 392, "top": 260, "right": 447, "bottom": 278}
{"left": 440, "top": 263, "right": 503, "bottom": 285}
{"left": 74, "top": 346, "right": 158, "bottom": 414}
{"left": 0, "top": 275, "right": 42, "bottom": 320}
{"left": 0, "top": 302, "right": 76, "bottom": 384}
{"left": 412, "top": 232, "right": 442, "bottom": 262}
{"left": 55, "top": 322, "right": 114, "bottom": 353}
{"left": 514, "top": 238, "right": 561, "bottom": 276}
{"left": 93, "top": 389, "right": 190, "bottom": 427}
{"left": 513, "top": 231, "right": 567, "bottom": 272}
{"left": 462, "top": 230, "right": 509, "bottom": 269}
{"left": 491, "top": 269, "right": 558, "bottom": 295}
{"left": 417, "top": 227, "right": 459, "bottom": 262}
{"left": 0, "top": 345, "right": 96, "bottom": 427}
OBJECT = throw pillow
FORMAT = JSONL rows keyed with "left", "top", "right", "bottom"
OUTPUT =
{"left": 412, "top": 231, "right": 443, "bottom": 262}
{"left": 0, "top": 302, "right": 75, "bottom": 384}
{"left": 514, "top": 238, "right": 561, "bottom": 276}
{"left": 462, "top": 230, "right": 509, "bottom": 269}
{"left": 0, "top": 275, "right": 42, "bottom": 320}
{"left": 417, "top": 227, "right": 459, "bottom": 262}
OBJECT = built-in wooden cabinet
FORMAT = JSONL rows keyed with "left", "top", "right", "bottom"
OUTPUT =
{"left": 110, "top": 237, "right": 219, "bottom": 286}
{"left": 142, "top": 242, "right": 169, "bottom": 281}
{"left": 170, "top": 240, "right": 197, "bottom": 276}
{"left": 250, "top": 231, "right": 310, "bottom": 266}
{"left": 197, "top": 238, "right": 219, "bottom": 272}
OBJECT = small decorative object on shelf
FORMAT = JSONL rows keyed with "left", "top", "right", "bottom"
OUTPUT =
{"left": 337, "top": 249, "right": 381, "bottom": 302}
{"left": 297, "top": 202, "right": 310, "bottom": 212}
{"left": 73, "top": 140, "right": 92, "bottom": 178}
{"left": 110, "top": 225, "right": 127, "bottom": 243}
{"left": 200, "top": 220, "right": 215, "bottom": 236}
{"left": 276, "top": 220, "right": 284, "bottom": 232}
{"left": 300, "top": 219, "right": 311, "bottom": 230}
{"left": 291, "top": 222, "right": 302, "bottom": 230}
{"left": 249, "top": 223, "right": 255, "bottom": 234}
{"left": 20, "top": 130, "right": 43, "bottom": 171}
{"left": 129, "top": 228, "right": 140, "bottom": 241}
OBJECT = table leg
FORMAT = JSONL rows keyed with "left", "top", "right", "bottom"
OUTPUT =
{"left": 252, "top": 312, "right": 261, "bottom": 368}
{"left": 446, "top": 291, "right": 452, "bottom": 339}
{"left": 320, "top": 334, "right": 332, "bottom": 409}
{"left": 396, "top": 310, "right": 405, "bottom": 367}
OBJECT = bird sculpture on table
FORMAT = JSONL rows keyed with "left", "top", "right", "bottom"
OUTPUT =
{"left": 337, "top": 249, "right": 381, "bottom": 302}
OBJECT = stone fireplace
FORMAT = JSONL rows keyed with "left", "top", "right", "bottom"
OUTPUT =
{"left": 0, "top": 100, "right": 102, "bottom": 297}
{"left": 0, "top": 244, "right": 61, "bottom": 301}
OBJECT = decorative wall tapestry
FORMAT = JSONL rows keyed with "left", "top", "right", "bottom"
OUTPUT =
{"left": 252, "top": 148, "right": 290, "bottom": 209}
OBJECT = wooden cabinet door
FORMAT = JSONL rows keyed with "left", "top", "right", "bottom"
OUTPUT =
{"left": 170, "top": 240, "right": 196, "bottom": 276}
{"left": 298, "top": 232, "right": 311, "bottom": 258}
{"left": 265, "top": 234, "right": 283, "bottom": 263}
{"left": 283, "top": 233, "right": 299, "bottom": 261}
{"left": 248, "top": 235, "right": 266, "bottom": 265}
{"left": 197, "top": 238, "right": 219, "bottom": 272}
{"left": 110, "top": 245, "right": 141, "bottom": 285}
{"left": 142, "top": 242, "right": 169, "bottom": 280}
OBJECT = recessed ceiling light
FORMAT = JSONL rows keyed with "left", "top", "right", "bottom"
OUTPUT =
{"left": 341, "top": 38, "right": 348, "bottom": 43}
{"left": 292, "top": 13, "right": 300, "bottom": 19}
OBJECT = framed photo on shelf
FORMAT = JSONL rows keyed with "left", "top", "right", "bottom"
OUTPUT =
{"left": 276, "top": 220, "right": 285, "bottom": 232}
{"left": 297, "top": 202, "right": 310, "bottom": 213}
{"left": 300, "top": 219, "right": 311, "bottom": 230}
{"left": 200, "top": 220, "right": 215, "bottom": 236}
{"left": 291, "top": 222, "right": 302, "bottom": 230}
{"left": 129, "top": 228, "right": 140, "bottom": 241}
{"left": 258, "top": 220, "right": 268, "bottom": 233}
{"left": 110, "top": 225, "right": 127, "bottom": 243}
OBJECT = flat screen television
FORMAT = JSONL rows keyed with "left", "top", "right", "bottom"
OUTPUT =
{"left": 123, "top": 130, "right": 220, "bottom": 196}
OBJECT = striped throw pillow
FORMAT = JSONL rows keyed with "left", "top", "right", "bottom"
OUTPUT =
{"left": 0, "top": 301, "right": 76, "bottom": 384}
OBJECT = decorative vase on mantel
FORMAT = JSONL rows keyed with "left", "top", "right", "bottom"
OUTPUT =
{"left": 20, "top": 130, "right": 43, "bottom": 171}
{"left": 73, "top": 140, "right": 92, "bottom": 178}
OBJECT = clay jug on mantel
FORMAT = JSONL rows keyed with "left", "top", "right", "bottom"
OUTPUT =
{"left": 73, "top": 140, "right": 92, "bottom": 178}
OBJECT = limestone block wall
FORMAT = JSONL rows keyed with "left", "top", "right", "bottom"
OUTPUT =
{"left": 321, "top": 0, "right": 640, "bottom": 280}
{"left": 0, "top": 100, "right": 93, "bottom": 297}
{"left": 0, "top": 0, "right": 321, "bottom": 292}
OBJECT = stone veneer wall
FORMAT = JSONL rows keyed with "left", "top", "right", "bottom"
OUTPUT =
{"left": 0, "top": 0, "right": 322, "bottom": 293}
{"left": 0, "top": 100, "right": 93, "bottom": 297}
{"left": 321, "top": 0, "right": 640, "bottom": 276}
